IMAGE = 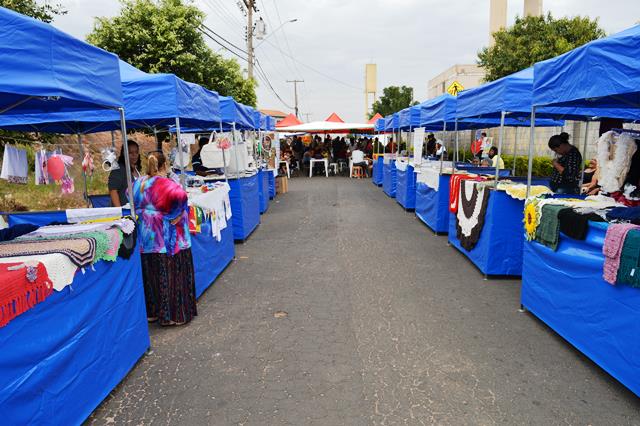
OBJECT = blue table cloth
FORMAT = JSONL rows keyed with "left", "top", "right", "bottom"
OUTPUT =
{"left": 448, "top": 189, "right": 525, "bottom": 276}
{"left": 228, "top": 174, "right": 260, "bottom": 241}
{"left": 415, "top": 174, "right": 451, "bottom": 234}
{"left": 522, "top": 223, "right": 640, "bottom": 397}
{"left": 372, "top": 157, "right": 383, "bottom": 186}
{"left": 396, "top": 164, "right": 417, "bottom": 210}
{"left": 0, "top": 213, "right": 149, "bottom": 425}
{"left": 257, "top": 169, "right": 270, "bottom": 214}
{"left": 383, "top": 161, "right": 397, "bottom": 198}
{"left": 268, "top": 169, "right": 276, "bottom": 199}
{"left": 191, "top": 220, "right": 235, "bottom": 298}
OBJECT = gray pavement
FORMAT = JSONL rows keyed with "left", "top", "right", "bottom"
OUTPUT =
{"left": 89, "top": 177, "right": 640, "bottom": 425}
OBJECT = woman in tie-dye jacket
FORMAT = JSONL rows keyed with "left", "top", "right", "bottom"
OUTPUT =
{"left": 133, "top": 151, "right": 197, "bottom": 326}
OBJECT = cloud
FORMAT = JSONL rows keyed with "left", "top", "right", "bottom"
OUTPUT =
{"left": 51, "top": 0, "right": 640, "bottom": 122}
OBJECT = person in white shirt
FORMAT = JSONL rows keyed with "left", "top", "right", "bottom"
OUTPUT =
{"left": 435, "top": 142, "right": 447, "bottom": 159}
{"left": 351, "top": 144, "right": 369, "bottom": 177}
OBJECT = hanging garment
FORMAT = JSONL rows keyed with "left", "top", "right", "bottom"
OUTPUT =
{"left": 34, "top": 149, "right": 48, "bottom": 185}
{"left": 456, "top": 180, "right": 491, "bottom": 251}
{"left": 0, "top": 145, "right": 28, "bottom": 184}
{"left": 0, "top": 262, "right": 53, "bottom": 327}
{"left": 616, "top": 229, "right": 640, "bottom": 287}
{"left": 82, "top": 151, "right": 94, "bottom": 177}
{"left": 603, "top": 223, "right": 640, "bottom": 284}
{"left": 534, "top": 204, "right": 570, "bottom": 251}
{"left": 597, "top": 131, "right": 637, "bottom": 194}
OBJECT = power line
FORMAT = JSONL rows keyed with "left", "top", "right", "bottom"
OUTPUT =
{"left": 261, "top": 38, "right": 362, "bottom": 92}
{"left": 199, "top": 26, "right": 248, "bottom": 62}
{"left": 255, "top": 57, "right": 294, "bottom": 109}
{"left": 201, "top": 23, "right": 248, "bottom": 55}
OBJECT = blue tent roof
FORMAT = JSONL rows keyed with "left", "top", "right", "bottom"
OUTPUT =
{"left": 0, "top": 60, "right": 221, "bottom": 133}
{"left": 221, "top": 96, "right": 255, "bottom": 129}
{"left": 0, "top": 6, "right": 123, "bottom": 116}
{"left": 266, "top": 116, "right": 275, "bottom": 131}
{"left": 533, "top": 25, "right": 640, "bottom": 119}
{"left": 398, "top": 105, "right": 421, "bottom": 130}
{"left": 419, "top": 94, "right": 457, "bottom": 129}
{"left": 375, "top": 118, "right": 385, "bottom": 132}
{"left": 384, "top": 113, "right": 399, "bottom": 131}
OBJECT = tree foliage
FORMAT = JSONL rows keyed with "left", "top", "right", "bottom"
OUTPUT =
{"left": 478, "top": 13, "right": 605, "bottom": 82}
{"left": 87, "top": 0, "right": 256, "bottom": 106}
{"left": 370, "top": 86, "right": 417, "bottom": 118}
{"left": 0, "top": 0, "right": 66, "bottom": 22}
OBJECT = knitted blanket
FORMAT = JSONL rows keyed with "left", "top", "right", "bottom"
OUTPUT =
{"left": 0, "top": 238, "right": 96, "bottom": 267}
{"left": 534, "top": 204, "right": 570, "bottom": 251}
{"left": 616, "top": 229, "right": 640, "bottom": 287}
{"left": 456, "top": 181, "right": 491, "bottom": 251}
{"left": 0, "top": 262, "right": 53, "bottom": 327}
{"left": 449, "top": 174, "right": 480, "bottom": 213}
{"left": 603, "top": 223, "right": 640, "bottom": 284}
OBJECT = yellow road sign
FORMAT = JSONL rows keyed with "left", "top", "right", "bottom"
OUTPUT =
{"left": 447, "top": 81, "right": 464, "bottom": 96}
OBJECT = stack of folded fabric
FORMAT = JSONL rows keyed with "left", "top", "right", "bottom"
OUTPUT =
{"left": 0, "top": 262, "right": 53, "bottom": 327}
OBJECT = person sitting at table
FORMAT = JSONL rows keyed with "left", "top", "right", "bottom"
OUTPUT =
{"left": 483, "top": 146, "right": 505, "bottom": 169}
{"left": 548, "top": 132, "right": 582, "bottom": 194}
{"left": 581, "top": 158, "right": 601, "bottom": 195}
{"left": 191, "top": 136, "right": 222, "bottom": 176}
{"left": 351, "top": 144, "right": 369, "bottom": 177}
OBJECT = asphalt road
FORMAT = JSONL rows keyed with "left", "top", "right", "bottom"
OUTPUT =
{"left": 89, "top": 176, "right": 640, "bottom": 425}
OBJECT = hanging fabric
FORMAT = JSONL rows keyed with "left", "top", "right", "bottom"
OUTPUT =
{"left": 82, "top": 151, "right": 94, "bottom": 177}
{"left": 1, "top": 145, "right": 28, "bottom": 184}
{"left": 456, "top": 180, "right": 491, "bottom": 251}
{"left": 597, "top": 131, "right": 637, "bottom": 194}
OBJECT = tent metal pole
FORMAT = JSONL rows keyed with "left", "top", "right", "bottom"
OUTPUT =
{"left": 175, "top": 117, "right": 186, "bottom": 189}
{"left": 153, "top": 126, "right": 161, "bottom": 151}
{"left": 512, "top": 126, "right": 518, "bottom": 176}
{"left": 220, "top": 122, "right": 228, "bottom": 183}
{"left": 453, "top": 119, "right": 458, "bottom": 174}
{"left": 118, "top": 107, "right": 135, "bottom": 214}
{"left": 580, "top": 120, "right": 590, "bottom": 184}
{"left": 526, "top": 107, "right": 537, "bottom": 199}
{"left": 495, "top": 111, "right": 506, "bottom": 184}
{"left": 77, "top": 133, "right": 89, "bottom": 207}
{"left": 439, "top": 121, "right": 446, "bottom": 175}
{"left": 233, "top": 122, "right": 240, "bottom": 180}
{"left": 110, "top": 130, "right": 116, "bottom": 149}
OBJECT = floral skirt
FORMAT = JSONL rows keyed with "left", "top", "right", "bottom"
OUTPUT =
{"left": 141, "top": 248, "right": 197, "bottom": 326}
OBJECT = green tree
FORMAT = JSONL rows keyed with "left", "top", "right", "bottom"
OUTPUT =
{"left": 370, "top": 86, "right": 417, "bottom": 118}
{"left": 478, "top": 13, "right": 605, "bottom": 82}
{"left": 87, "top": 0, "right": 256, "bottom": 106}
{"left": 0, "top": 0, "right": 66, "bottom": 22}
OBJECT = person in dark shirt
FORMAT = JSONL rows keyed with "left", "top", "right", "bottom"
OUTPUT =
{"left": 108, "top": 140, "right": 141, "bottom": 207}
{"left": 426, "top": 133, "right": 437, "bottom": 157}
{"left": 548, "top": 132, "right": 582, "bottom": 194}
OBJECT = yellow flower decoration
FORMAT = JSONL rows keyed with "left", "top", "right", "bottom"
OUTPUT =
{"left": 524, "top": 201, "right": 538, "bottom": 240}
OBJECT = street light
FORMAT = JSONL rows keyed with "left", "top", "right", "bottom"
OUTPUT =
{"left": 255, "top": 18, "right": 298, "bottom": 48}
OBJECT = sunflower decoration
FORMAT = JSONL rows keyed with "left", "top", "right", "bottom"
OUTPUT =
{"left": 524, "top": 200, "right": 539, "bottom": 240}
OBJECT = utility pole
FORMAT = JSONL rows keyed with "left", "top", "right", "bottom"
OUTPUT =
{"left": 303, "top": 113, "right": 312, "bottom": 122}
{"left": 243, "top": 0, "right": 258, "bottom": 80}
{"left": 286, "top": 79, "right": 304, "bottom": 118}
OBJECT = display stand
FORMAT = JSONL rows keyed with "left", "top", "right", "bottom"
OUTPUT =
{"left": 228, "top": 173, "right": 260, "bottom": 242}
{"left": 415, "top": 174, "right": 451, "bottom": 234}
{"left": 372, "top": 156, "right": 384, "bottom": 186}
{"left": 396, "top": 163, "right": 416, "bottom": 210}
{"left": 382, "top": 159, "right": 397, "bottom": 198}
{"left": 191, "top": 221, "right": 235, "bottom": 298}
{"left": 257, "top": 169, "right": 270, "bottom": 214}
{"left": 268, "top": 169, "right": 276, "bottom": 199}
{"left": 0, "top": 212, "right": 150, "bottom": 425}
{"left": 447, "top": 189, "right": 526, "bottom": 276}
{"left": 522, "top": 222, "right": 640, "bottom": 397}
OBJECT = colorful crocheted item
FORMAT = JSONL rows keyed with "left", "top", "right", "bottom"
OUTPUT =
{"left": 534, "top": 204, "right": 570, "bottom": 251}
{"left": 456, "top": 180, "right": 491, "bottom": 251}
{"left": 0, "top": 238, "right": 96, "bottom": 267}
{"left": 0, "top": 262, "right": 53, "bottom": 327}
{"left": 524, "top": 200, "right": 539, "bottom": 240}
{"left": 603, "top": 223, "right": 640, "bottom": 284}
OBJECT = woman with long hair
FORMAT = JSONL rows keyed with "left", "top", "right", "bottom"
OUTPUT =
{"left": 133, "top": 151, "right": 197, "bottom": 326}
{"left": 108, "top": 140, "right": 141, "bottom": 207}
{"left": 548, "top": 132, "right": 582, "bottom": 194}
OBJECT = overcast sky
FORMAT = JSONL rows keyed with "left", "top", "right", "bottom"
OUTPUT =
{"left": 53, "top": 0, "right": 640, "bottom": 122}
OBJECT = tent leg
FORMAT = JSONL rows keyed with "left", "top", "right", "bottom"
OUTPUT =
{"left": 119, "top": 108, "right": 135, "bottom": 213}
{"left": 512, "top": 126, "right": 518, "bottom": 176}
{"left": 580, "top": 121, "right": 590, "bottom": 184}
{"left": 526, "top": 107, "right": 537, "bottom": 199}
{"left": 175, "top": 117, "right": 186, "bottom": 189}
{"left": 495, "top": 111, "right": 506, "bottom": 184}
{"left": 77, "top": 133, "right": 89, "bottom": 207}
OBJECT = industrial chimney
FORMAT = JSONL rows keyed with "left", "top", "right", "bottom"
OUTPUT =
{"left": 524, "top": 0, "right": 544, "bottom": 17}
{"left": 489, "top": 0, "right": 507, "bottom": 46}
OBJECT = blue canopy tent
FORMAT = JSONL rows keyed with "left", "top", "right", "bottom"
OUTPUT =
{"left": 372, "top": 118, "right": 386, "bottom": 186}
{"left": 0, "top": 7, "right": 149, "bottom": 424}
{"left": 520, "top": 24, "right": 640, "bottom": 397}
